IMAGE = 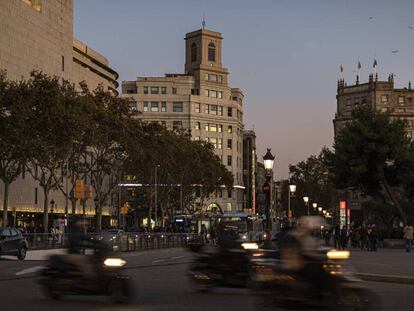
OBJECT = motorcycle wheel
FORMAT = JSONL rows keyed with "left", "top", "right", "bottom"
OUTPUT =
{"left": 109, "top": 279, "right": 131, "bottom": 304}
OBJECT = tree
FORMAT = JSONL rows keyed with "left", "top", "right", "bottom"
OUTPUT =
{"left": 288, "top": 148, "right": 336, "bottom": 217}
{"left": 331, "top": 107, "right": 414, "bottom": 224}
{"left": 82, "top": 85, "right": 133, "bottom": 232}
{"left": 25, "top": 72, "right": 80, "bottom": 232}
{"left": 0, "top": 71, "right": 29, "bottom": 225}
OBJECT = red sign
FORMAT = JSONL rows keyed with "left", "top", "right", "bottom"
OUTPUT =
{"left": 339, "top": 200, "right": 346, "bottom": 209}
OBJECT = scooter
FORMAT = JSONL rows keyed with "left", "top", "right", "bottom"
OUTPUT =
{"left": 38, "top": 246, "right": 131, "bottom": 303}
{"left": 250, "top": 248, "right": 376, "bottom": 310}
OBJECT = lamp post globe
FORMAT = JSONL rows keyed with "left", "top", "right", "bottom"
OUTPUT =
{"left": 318, "top": 207, "right": 323, "bottom": 213}
{"left": 289, "top": 184, "right": 296, "bottom": 194}
{"left": 312, "top": 203, "right": 317, "bottom": 209}
{"left": 303, "top": 196, "right": 309, "bottom": 203}
{"left": 303, "top": 196, "right": 309, "bottom": 216}
{"left": 263, "top": 148, "right": 275, "bottom": 170}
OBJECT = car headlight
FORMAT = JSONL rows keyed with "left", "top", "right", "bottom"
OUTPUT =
{"left": 241, "top": 242, "right": 259, "bottom": 250}
{"left": 104, "top": 258, "right": 127, "bottom": 267}
{"left": 326, "top": 250, "right": 350, "bottom": 260}
{"left": 242, "top": 234, "right": 247, "bottom": 239}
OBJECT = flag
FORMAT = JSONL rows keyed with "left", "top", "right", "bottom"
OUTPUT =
{"left": 340, "top": 64, "right": 344, "bottom": 73}
{"left": 373, "top": 59, "right": 378, "bottom": 68}
{"left": 358, "top": 60, "right": 362, "bottom": 70}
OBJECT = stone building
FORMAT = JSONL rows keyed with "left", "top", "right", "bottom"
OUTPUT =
{"left": 0, "top": 0, "right": 118, "bottom": 227}
{"left": 334, "top": 73, "right": 414, "bottom": 223}
{"left": 122, "top": 28, "right": 245, "bottom": 213}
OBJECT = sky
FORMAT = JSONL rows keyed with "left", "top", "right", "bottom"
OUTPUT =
{"left": 74, "top": 0, "right": 414, "bottom": 179}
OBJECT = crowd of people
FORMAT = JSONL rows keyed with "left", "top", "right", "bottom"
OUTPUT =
{"left": 323, "top": 224, "right": 380, "bottom": 251}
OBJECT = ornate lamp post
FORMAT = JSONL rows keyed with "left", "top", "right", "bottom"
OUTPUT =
{"left": 312, "top": 203, "right": 317, "bottom": 213}
{"left": 303, "top": 196, "right": 309, "bottom": 216}
{"left": 288, "top": 184, "right": 296, "bottom": 220}
{"left": 262, "top": 148, "right": 275, "bottom": 245}
{"left": 49, "top": 199, "right": 55, "bottom": 230}
{"left": 318, "top": 206, "right": 323, "bottom": 214}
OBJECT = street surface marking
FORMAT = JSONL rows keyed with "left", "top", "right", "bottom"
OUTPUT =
{"left": 15, "top": 266, "right": 45, "bottom": 276}
{"left": 152, "top": 259, "right": 165, "bottom": 263}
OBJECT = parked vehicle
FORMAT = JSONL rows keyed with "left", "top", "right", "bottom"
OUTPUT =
{"left": 0, "top": 227, "right": 28, "bottom": 260}
{"left": 38, "top": 242, "right": 131, "bottom": 303}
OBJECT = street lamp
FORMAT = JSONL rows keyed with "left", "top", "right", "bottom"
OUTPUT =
{"left": 303, "top": 196, "right": 309, "bottom": 216}
{"left": 318, "top": 206, "right": 323, "bottom": 213}
{"left": 288, "top": 184, "right": 296, "bottom": 220}
{"left": 154, "top": 164, "right": 160, "bottom": 228}
{"left": 262, "top": 148, "right": 275, "bottom": 246}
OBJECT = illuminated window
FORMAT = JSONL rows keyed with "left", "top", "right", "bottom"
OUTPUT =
{"left": 218, "top": 138, "right": 223, "bottom": 149}
{"left": 210, "top": 124, "right": 217, "bottom": 132}
{"left": 161, "top": 101, "right": 167, "bottom": 112}
{"left": 218, "top": 124, "right": 223, "bottom": 132}
{"left": 195, "top": 122, "right": 200, "bottom": 130}
{"left": 143, "top": 102, "right": 148, "bottom": 112}
{"left": 22, "top": 0, "right": 42, "bottom": 12}
{"left": 228, "top": 126, "right": 233, "bottom": 134}
{"left": 209, "top": 137, "right": 217, "bottom": 149}
{"left": 151, "top": 87, "right": 159, "bottom": 94}
{"left": 151, "top": 102, "right": 159, "bottom": 112}
{"left": 161, "top": 87, "right": 167, "bottom": 94}
{"left": 399, "top": 96, "right": 405, "bottom": 105}
{"left": 129, "top": 101, "right": 137, "bottom": 111}
{"left": 194, "top": 103, "right": 200, "bottom": 113}
{"left": 381, "top": 95, "right": 388, "bottom": 103}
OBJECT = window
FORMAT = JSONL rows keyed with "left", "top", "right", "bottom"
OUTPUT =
{"left": 129, "top": 101, "right": 137, "bottom": 111}
{"left": 205, "top": 124, "right": 209, "bottom": 131}
{"left": 143, "top": 102, "right": 148, "bottom": 112}
{"left": 218, "top": 138, "right": 223, "bottom": 149}
{"left": 173, "top": 121, "right": 183, "bottom": 130}
{"left": 161, "top": 101, "right": 167, "bottom": 112}
{"left": 191, "top": 42, "right": 197, "bottom": 62}
{"left": 173, "top": 102, "right": 183, "bottom": 112}
{"left": 126, "top": 89, "right": 136, "bottom": 94}
{"left": 161, "top": 87, "right": 167, "bottom": 94}
{"left": 227, "top": 139, "right": 232, "bottom": 150}
{"left": 195, "top": 122, "right": 200, "bottom": 130}
{"left": 172, "top": 87, "right": 177, "bottom": 94}
{"left": 210, "top": 124, "right": 217, "bottom": 132}
{"left": 218, "top": 91, "right": 223, "bottom": 99}
{"left": 151, "top": 87, "right": 159, "bottom": 94}
{"left": 61, "top": 56, "right": 65, "bottom": 71}
{"left": 205, "top": 73, "right": 209, "bottom": 80}
{"left": 399, "top": 96, "right": 405, "bottom": 105}
{"left": 218, "top": 124, "right": 223, "bottom": 132}
{"left": 205, "top": 104, "right": 209, "bottom": 114}
{"left": 228, "top": 107, "right": 233, "bottom": 117}
{"left": 210, "top": 90, "right": 217, "bottom": 98}
{"left": 194, "top": 103, "right": 200, "bottom": 113}
{"left": 210, "top": 105, "right": 218, "bottom": 115}
{"left": 208, "top": 42, "right": 216, "bottom": 62}
{"left": 226, "top": 203, "right": 232, "bottom": 212}
{"left": 143, "top": 86, "right": 148, "bottom": 94}
{"left": 205, "top": 89, "right": 209, "bottom": 97}
{"left": 228, "top": 125, "right": 233, "bottom": 134}
{"left": 151, "top": 102, "right": 159, "bottom": 112}
{"left": 381, "top": 95, "right": 388, "bottom": 103}
{"left": 218, "top": 106, "right": 223, "bottom": 116}
{"left": 209, "top": 137, "right": 217, "bottom": 149}
{"left": 218, "top": 75, "right": 223, "bottom": 83}
{"left": 227, "top": 155, "right": 232, "bottom": 166}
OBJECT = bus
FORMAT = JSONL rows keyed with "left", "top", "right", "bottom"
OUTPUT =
{"left": 218, "top": 213, "right": 265, "bottom": 242}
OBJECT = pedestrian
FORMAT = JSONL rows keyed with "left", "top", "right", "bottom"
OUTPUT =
{"left": 334, "top": 225, "right": 341, "bottom": 249}
{"left": 359, "top": 226, "right": 367, "bottom": 251}
{"left": 369, "top": 224, "right": 378, "bottom": 251}
{"left": 403, "top": 222, "right": 414, "bottom": 253}
{"left": 340, "top": 226, "right": 348, "bottom": 250}
{"left": 200, "top": 224, "right": 208, "bottom": 244}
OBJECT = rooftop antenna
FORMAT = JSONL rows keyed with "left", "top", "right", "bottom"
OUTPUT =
{"left": 202, "top": 13, "right": 206, "bottom": 29}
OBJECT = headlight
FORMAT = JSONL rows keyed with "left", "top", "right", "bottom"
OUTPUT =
{"left": 242, "top": 234, "right": 247, "bottom": 239}
{"left": 242, "top": 242, "right": 259, "bottom": 250}
{"left": 326, "top": 250, "right": 350, "bottom": 260}
{"left": 104, "top": 258, "right": 127, "bottom": 267}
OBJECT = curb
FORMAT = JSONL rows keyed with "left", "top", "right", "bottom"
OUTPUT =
{"left": 357, "top": 272, "right": 414, "bottom": 285}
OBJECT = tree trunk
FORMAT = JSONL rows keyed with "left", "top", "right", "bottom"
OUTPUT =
{"left": 43, "top": 188, "right": 49, "bottom": 233}
{"left": 96, "top": 204, "right": 102, "bottom": 232}
{"left": 71, "top": 198, "right": 76, "bottom": 215}
{"left": 2, "top": 182, "right": 9, "bottom": 226}
{"left": 376, "top": 163, "right": 407, "bottom": 224}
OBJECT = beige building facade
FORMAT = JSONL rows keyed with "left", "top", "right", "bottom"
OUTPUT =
{"left": 122, "top": 29, "right": 245, "bottom": 213}
{"left": 0, "top": 0, "right": 118, "bottom": 226}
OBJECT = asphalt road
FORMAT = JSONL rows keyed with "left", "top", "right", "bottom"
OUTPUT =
{"left": 1, "top": 248, "right": 413, "bottom": 310}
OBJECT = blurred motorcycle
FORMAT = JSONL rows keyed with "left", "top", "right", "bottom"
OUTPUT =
{"left": 250, "top": 247, "right": 376, "bottom": 310}
{"left": 38, "top": 244, "right": 131, "bottom": 303}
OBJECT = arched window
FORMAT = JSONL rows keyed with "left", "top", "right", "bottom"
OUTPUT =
{"left": 208, "top": 42, "right": 216, "bottom": 62}
{"left": 191, "top": 42, "right": 197, "bottom": 62}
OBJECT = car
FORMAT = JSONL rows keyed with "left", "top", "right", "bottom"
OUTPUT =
{"left": 0, "top": 227, "right": 28, "bottom": 260}
{"left": 93, "top": 229, "right": 124, "bottom": 251}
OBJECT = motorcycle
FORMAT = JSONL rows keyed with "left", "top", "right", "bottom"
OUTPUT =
{"left": 188, "top": 241, "right": 266, "bottom": 291}
{"left": 250, "top": 247, "right": 376, "bottom": 310}
{"left": 38, "top": 245, "right": 131, "bottom": 303}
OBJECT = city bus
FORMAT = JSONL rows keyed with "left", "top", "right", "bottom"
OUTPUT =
{"left": 219, "top": 213, "right": 265, "bottom": 242}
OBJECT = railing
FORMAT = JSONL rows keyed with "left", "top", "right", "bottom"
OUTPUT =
{"left": 23, "top": 233, "right": 196, "bottom": 252}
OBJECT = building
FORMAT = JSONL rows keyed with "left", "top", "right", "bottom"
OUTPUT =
{"left": 334, "top": 73, "right": 414, "bottom": 223}
{"left": 0, "top": 0, "right": 118, "bottom": 94}
{"left": 122, "top": 28, "right": 245, "bottom": 213}
{"left": 243, "top": 130, "right": 257, "bottom": 213}
{"left": 0, "top": 0, "right": 118, "bottom": 227}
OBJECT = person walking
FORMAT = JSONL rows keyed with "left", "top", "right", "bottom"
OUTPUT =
{"left": 403, "top": 223, "right": 413, "bottom": 253}
{"left": 334, "top": 225, "right": 341, "bottom": 249}
{"left": 340, "top": 226, "right": 348, "bottom": 250}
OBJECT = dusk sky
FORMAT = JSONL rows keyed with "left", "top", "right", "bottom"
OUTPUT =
{"left": 74, "top": 0, "right": 414, "bottom": 179}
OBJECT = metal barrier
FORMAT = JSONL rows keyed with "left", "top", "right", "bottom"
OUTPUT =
{"left": 24, "top": 233, "right": 196, "bottom": 252}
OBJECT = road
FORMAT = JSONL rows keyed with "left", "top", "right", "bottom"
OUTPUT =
{"left": 1, "top": 248, "right": 413, "bottom": 310}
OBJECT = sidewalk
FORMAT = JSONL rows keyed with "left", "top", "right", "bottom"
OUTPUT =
{"left": 349, "top": 248, "right": 414, "bottom": 284}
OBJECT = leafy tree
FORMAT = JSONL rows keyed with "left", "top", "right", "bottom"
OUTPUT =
{"left": 24, "top": 72, "right": 81, "bottom": 232}
{"left": 288, "top": 148, "right": 336, "bottom": 217}
{"left": 331, "top": 107, "right": 414, "bottom": 224}
{"left": 0, "top": 71, "right": 29, "bottom": 225}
